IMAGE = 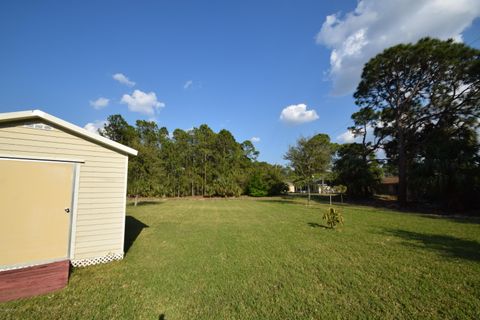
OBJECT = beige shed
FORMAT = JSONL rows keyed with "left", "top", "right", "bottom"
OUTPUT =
{"left": 0, "top": 110, "right": 137, "bottom": 299}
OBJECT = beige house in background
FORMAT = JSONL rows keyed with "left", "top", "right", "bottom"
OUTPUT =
{"left": 287, "top": 182, "right": 296, "bottom": 193}
{"left": 0, "top": 110, "right": 137, "bottom": 275}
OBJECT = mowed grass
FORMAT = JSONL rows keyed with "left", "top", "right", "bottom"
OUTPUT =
{"left": 2, "top": 198, "right": 480, "bottom": 319}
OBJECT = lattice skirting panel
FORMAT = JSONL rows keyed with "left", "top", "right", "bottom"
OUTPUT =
{"left": 71, "top": 253, "right": 124, "bottom": 267}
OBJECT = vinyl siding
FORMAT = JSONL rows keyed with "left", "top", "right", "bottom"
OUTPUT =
{"left": 0, "top": 120, "right": 128, "bottom": 261}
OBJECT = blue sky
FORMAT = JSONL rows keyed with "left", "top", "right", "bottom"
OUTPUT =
{"left": 1, "top": 1, "right": 479, "bottom": 164}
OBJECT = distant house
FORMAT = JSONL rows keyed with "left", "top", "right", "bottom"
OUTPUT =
{"left": 287, "top": 182, "right": 296, "bottom": 193}
{"left": 286, "top": 180, "right": 332, "bottom": 194}
{"left": 378, "top": 176, "right": 399, "bottom": 195}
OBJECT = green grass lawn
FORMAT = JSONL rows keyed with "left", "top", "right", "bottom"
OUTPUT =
{"left": 2, "top": 197, "right": 480, "bottom": 319}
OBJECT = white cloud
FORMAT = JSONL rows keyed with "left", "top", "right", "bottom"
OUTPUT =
{"left": 183, "top": 80, "right": 193, "bottom": 89}
{"left": 113, "top": 73, "right": 136, "bottom": 87}
{"left": 375, "top": 147, "right": 386, "bottom": 160}
{"left": 336, "top": 128, "right": 387, "bottom": 159}
{"left": 89, "top": 97, "right": 109, "bottom": 109}
{"left": 280, "top": 103, "right": 319, "bottom": 125}
{"left": 336, "top": 125, "right": 375, "bottom": 143}
{"left": 337, "top": 130, "right": 356, "bottom": 143}
{"left": 121, "top": 89, "right": 165, "bottom": 115}
{"left": 84, "top": 120, "right": 107, "bottom": 135}
{"left": 250, "top": 137, "right": 261, "bottom": 143}
{"left": 316, "top": 0, "right": 480, "bottom": 95}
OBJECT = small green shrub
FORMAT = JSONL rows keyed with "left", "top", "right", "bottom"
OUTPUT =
{"left": 247, "top": 173, "right": 268, "bottom": 197}
{"left": 249, "top": 187, "right": 269, "bottom": 197}
{"left": 323, "top": 207, "right": 344, "bottom": 229}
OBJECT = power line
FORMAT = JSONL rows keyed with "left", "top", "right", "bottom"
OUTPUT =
{"left": 467, "top": 34, "right": 480, "bottom": 46}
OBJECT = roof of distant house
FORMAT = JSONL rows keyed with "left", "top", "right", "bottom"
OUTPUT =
{"left": 382, "top": 176, "right": 399, "bottom": 184}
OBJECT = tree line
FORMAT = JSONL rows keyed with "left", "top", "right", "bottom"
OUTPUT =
{"left": 351, "top": 37, "right": 479, "bottom": 210}
{"left": 101, "top": 38, "right": 479, "bottom": 211}
{"left": 285, "top": 38, "right": 480, "bottom": 211}
{"left": 100, "top": 116, "right": 287, "bottom": 201}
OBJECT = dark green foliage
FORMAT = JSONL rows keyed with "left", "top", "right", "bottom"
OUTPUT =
{"left": 408, "top": 125, "right": 480, "bottom": 210}
{"left": 333, "top": 143, "right": 382, "bottom": 198}
{"left": 100, "top": 115, "right": 163, "bottom": 200}
{"left": 284, "top": 134, "right": 336, "bottom": 204}
{"left": 246, "top": 162, "right": 288, "bottom": 197}
{"left": 128, "top": 120, "right": 167, "bottom": 198}
{"left": 100, "top": 114, "right": 137, "bottom": 146}
{"left": 241, "top": 140, "right": 259, "bottom": 161}
{"left": 323, "top": 207, "right": 344, "bottom": 229}
{"left": 353, "top": 37, "right": 480, "bottom": 208}
{"left": 100, "top": 115, "right": 279, "bottom": 198}
{"left": 247, "top": 173, "right": 269, "bottom": 197}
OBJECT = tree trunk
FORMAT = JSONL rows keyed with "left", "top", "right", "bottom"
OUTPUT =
{"left": 398, "top": 129, "right": 408, "bottom": 208}
{"left": 203, "top": 153, "right": 207, "bottom": 197}
{"left": 134, "top": 195, "right": 138, "bottom": 207}
{"left": 307, "top": 184, "right": 311, "bottom": 206}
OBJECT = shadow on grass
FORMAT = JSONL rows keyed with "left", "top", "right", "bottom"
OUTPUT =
{"left": 279, "top": 194, "right": 480, "bottom": 222}
{"left": 128, "top": 200, "right": 165, "bottom": 207}
{"left": 420, "top": 214, "right": 480, "bottom": 225}
{"left": 381, "top": 228, "right": 480, "bottom": 262}
{"left": 256, "top": 197, "right": 300, "bottom": 205}
{"left": 307, "top": 222, "right": 330, "bottom": 229}
{"left": 124, "top": 216, "right": 149, "bottom": 255}
{"left": 288, "top": 194, "right": 341, "bottom": 205}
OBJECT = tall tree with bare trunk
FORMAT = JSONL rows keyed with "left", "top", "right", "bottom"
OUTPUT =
{"left": 354, "top": 38, "right": 480, "bottom": 207}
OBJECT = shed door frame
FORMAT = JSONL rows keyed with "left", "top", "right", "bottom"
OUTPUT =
{"left": 0, "top": 155, "right": 82, "bottom": 268}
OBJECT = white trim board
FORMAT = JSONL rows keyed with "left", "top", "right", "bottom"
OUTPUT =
{"left": 120, "top": 156, "right": 128, "bottom": 256}
{"left": 0, "top": 154, "right": 85, "bottom": 164}
{"left": 68, "top": 163, "right": 81, "bottom": 260}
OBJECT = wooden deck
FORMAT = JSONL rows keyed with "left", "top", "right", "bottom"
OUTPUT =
{"left": 0, "top": 260, "right": 69, "bottom": 302}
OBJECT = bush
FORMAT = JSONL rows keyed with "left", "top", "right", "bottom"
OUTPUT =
{"left": 248, "top": 187, "right": 269, "bottom": 197}
{"left": 323, "top": 207, "right": 344, "bottom": 229}
{"left": 247, "top": 173, "right": 269, "bottom": 197}
{"left": 269, "top": 182, "right": 288, "bottom": 195}
{"left": 246, "top": 162, "right": 289, "bottom": 197}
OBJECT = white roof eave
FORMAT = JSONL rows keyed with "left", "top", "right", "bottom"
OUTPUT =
{"left": 0, "top": 110, "right": 138, "bottom": 156}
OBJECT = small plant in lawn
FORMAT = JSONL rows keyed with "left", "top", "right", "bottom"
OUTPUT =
{"left": 323, "top": 207, "right": 344, "bottom": 229}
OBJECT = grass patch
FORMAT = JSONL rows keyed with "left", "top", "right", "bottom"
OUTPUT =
{"left": 2, "top": 198, "right": 480, "bottom": 319}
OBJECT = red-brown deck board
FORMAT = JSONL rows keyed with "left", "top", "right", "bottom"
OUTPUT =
{"left": 0, "top": 260, "right": 69, "bottom": 302}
